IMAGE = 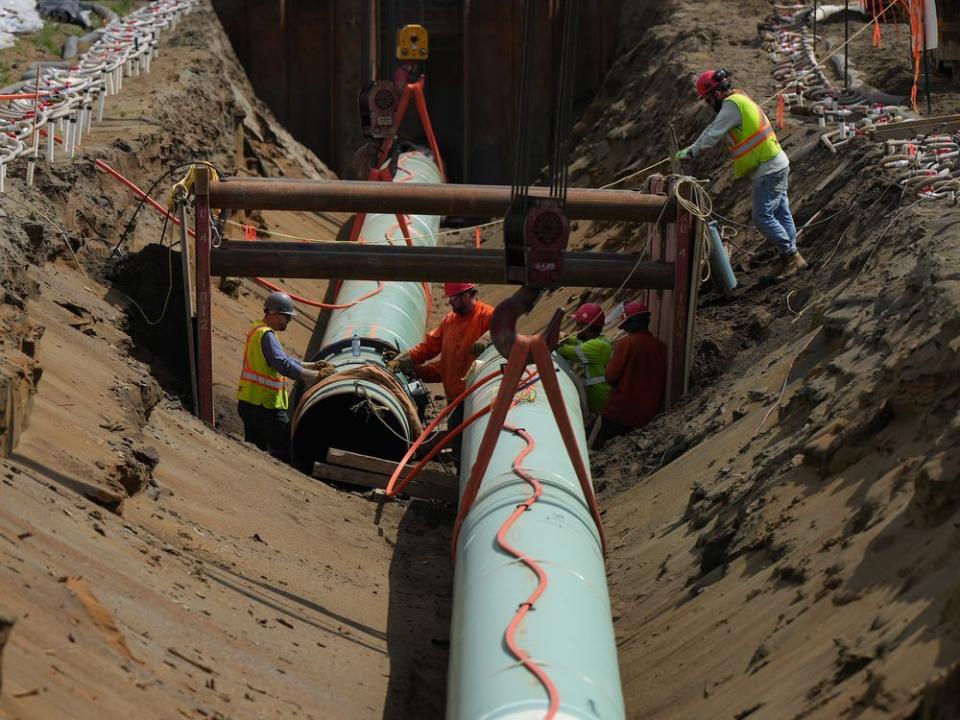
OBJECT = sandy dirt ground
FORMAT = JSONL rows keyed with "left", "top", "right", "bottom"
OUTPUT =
{"left": 0, "top": 3, "right": 451, "bottom": 719}
{"left": 1, "top": 0, "right": 959, "bottom": 718}
{"left": 560, "top": 1, "right": 960, "bottom": 718}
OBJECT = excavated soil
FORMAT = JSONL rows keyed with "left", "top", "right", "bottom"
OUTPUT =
{"left": 1, "top": 0, "right": 958, "bottom": 719}
{"left": 0, "top": 3, "right": 451, "bottom": 719}
{"left": 557, "top": 1, "right": 960, "bottom": 718}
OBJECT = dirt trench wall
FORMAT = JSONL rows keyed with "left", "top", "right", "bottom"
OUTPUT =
{"left": 563, "top": 0, "right": 960, "bottom": 718}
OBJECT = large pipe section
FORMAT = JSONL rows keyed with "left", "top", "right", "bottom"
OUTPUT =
{"left": 211, "top": 243, "right": 674, "bottom": 289}
{"left": 290, "top": 151, "right": 442, "bottom": 471}
{"left": 209, "top": 177, "right": 674, "bottom": 222}
{"left": 448, "top": 350, "right": 625, "bottom": 719}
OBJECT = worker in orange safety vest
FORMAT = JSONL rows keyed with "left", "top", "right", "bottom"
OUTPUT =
{"left": 677, "top": 68, "right": 807, "bottom": 280}
{"left": 388, "top": 282, "right": 493, "bottom": 466}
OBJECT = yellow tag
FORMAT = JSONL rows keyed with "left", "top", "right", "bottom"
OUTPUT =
{"left": 396, "top": 24, "right": 428, "bottom": 60}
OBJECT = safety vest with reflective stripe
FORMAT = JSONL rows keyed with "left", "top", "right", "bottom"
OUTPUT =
{"left": 237, "top": 322, "right": 289, "bottom": 410}
{"left": 557, "top": 336, "right": 613, "bottom": 413}
{"left": 724, "top": 92, "right": 782, "bottom": 179}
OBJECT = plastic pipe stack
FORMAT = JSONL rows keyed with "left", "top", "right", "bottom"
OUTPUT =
{"left": 448, "top": 350, "right": 626, "bottom": 719}
{"left": 290, "top": 151, "right": 442, "bottom": 467}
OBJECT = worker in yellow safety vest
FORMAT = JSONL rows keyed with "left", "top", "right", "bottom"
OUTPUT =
{"left": 556, "top": 302, "right": 612, "bottom": 414}
{"left": 237, "top": 292, "right": 333, "bottom": 463}
{"left": 677, "top": 68, "right": 807, "bottom": 280}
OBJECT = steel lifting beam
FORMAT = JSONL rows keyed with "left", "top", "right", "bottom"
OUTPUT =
{"left": 210, "top": 242, "right": 674, "bottom": 290}
{"left": 209, "top": 178, "right": 674, "bottom": 221}
{"left": 191, "top": 168, "right": 690, "bottom": 427}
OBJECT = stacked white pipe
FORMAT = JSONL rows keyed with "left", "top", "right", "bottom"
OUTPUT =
{"left": 759, "top": 5, "right": 958, "bottom": 201}
{"left": 0, "top": 0, "right": 197, "bottom": 192}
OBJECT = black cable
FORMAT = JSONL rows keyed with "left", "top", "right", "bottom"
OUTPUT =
{"left": 511, "top": 0, "right": 537, "bottom": 201}
{"left": 554, "top": 0, "right": 579, "bottom": 204}
{"left": 109, "top": 160, "right": 225, "bottom": 259}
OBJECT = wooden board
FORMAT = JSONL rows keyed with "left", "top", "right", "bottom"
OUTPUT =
{"left": 313, "top": 448, "right": 458, "bottom": 504}
{"left": 867, "top": 114, "right": 960, "bottom": 141}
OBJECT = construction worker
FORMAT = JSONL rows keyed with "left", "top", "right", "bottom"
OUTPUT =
{"left": 556, "top": 303, "right": 613, "bottom": 415}
{"left": 237, "top": 292, "right": 333, "bottom": 463}
{"left": 592, "top": 301, "right": 667, "bottom": 450}
{"left": 677, "top": 68, "right": 807, "bottom": 279}
{"left": 388, "top": 282, "right": 493, "bottom": 465}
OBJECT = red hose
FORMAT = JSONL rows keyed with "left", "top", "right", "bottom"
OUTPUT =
{"left": 0, "top": 92, "right": 51, "bottom": 100}
{"left": 386, "top": 371, "right": 539, "bottom": 497}
{"left": 385, "top": 369, "right": 507, "bottom": 496}
{"left": 498, "top": 423, "right": 560, "bottom": 719}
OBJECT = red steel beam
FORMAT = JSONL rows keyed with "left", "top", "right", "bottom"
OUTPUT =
{"left": 209, "top": 241, "right": 674, "bottom": 289}
{"left": 208, "top": 178, "right": 674, "bottom": 222}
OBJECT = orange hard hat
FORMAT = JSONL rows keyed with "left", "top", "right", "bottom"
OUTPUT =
{"left": 570, "top": 302, "right": 605, "bottom": 328}
{"left": 443, "top": 282, "right": 477, "bottom": 298}
{"left": 619, "top": 300, "right": 650, "bottom": 326}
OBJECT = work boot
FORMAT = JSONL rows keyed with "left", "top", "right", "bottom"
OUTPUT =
{"left": 776, "top": 251, "right": 808, "bottom": 280}
{"left": 765, "top": 255, "right": 788, "bottom": 280}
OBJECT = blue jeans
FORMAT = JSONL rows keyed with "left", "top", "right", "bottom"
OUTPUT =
{"left": 751, "top": 167, "right": 797, "bottom": 256}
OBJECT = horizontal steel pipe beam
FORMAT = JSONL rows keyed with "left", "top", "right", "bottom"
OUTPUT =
{"left": 209, "top": 178, "right": 674, "bottom": 221}
{"left": 210, "top": 241, "right": 675, "bottom": 290}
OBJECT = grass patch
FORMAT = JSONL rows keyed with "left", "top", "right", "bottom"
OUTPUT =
{"left": 99, "top": 0, "right": 135, "bottom": 15}
{"left": 30, "top": 20, "right": 60, "bottom": 55}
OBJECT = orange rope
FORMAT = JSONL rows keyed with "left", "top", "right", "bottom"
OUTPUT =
{"left": 498, "top": 423, "right": 561, "bottom": 719}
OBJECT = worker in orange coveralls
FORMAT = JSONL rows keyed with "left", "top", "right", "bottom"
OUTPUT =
{"left": 592, "top": 301, "right": 667, "bottom": 450}
{"left": 389, "top": 282, "right": 493, "bottom": 467}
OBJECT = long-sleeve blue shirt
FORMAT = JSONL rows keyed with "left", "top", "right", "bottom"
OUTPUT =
{"left": 261, "top": 331, "right": 306, "bottom": 381}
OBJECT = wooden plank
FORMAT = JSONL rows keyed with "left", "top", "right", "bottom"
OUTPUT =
{"left": 326, "top": 448, "right": 452, "bottom": 483}
{"left": 867, "top": 114, "right": 960, "bottom": 141}
{"left": 313, "top": 462, "right": 458, "bottom": 503}
{"left": 315, "top": 449, "right": 459, "bottom": 503}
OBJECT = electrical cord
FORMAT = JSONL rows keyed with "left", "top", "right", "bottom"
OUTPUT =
{"left": 109, "top": 160, "right": 225, "bottom": 259}
{"left": 121, "top": 208, "right": 176, "bottom": 327}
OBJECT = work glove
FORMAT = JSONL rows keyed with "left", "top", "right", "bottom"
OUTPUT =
{"left": 470, "top": 339, "right": 491, "bottom": 357}
{"left": 300, "top": 368, "right": 322, "bottom": 387}
{"left": 302, "top": 360, "right": 336, "bottom": 378}
{"left": 387, "top": 353, "right": 415, "bottom": 374}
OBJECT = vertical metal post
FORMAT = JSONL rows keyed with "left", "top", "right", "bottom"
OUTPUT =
{"left": 194, "top": 168, "right": 215, "bottom": 425}
{"left": 922, "top": 15, "right": 932, "bottom": 113}
{"left": 844, "top": 0, "right": 850, "bottom": 89}
{"left": 668, "top": 202, "right": 692, "bottom": 407}
{"left": 813, "top": 0, "right": 818, "bottom": 55}
{"left": 177, "top": 202, "right": 200, "bottom": 416}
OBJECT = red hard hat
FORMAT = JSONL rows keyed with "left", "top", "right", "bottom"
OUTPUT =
{"left": 696, "top": 68, "right": 730, "bottom": 98}
{"left": 443, "top": 282, "right": 477, "bottom": 298}
{"left": 620, "top": 300, "right": 651, "bottom": 326}
{"left": 570, "top": 302, "right": 605, "bottom": 328}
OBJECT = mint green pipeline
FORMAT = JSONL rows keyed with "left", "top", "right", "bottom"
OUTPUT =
{"left": 290, "top": 150, "right": 442, "bottom": 469}
{"left": 448, "top": 349, "right": 626, "bottom": 719}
